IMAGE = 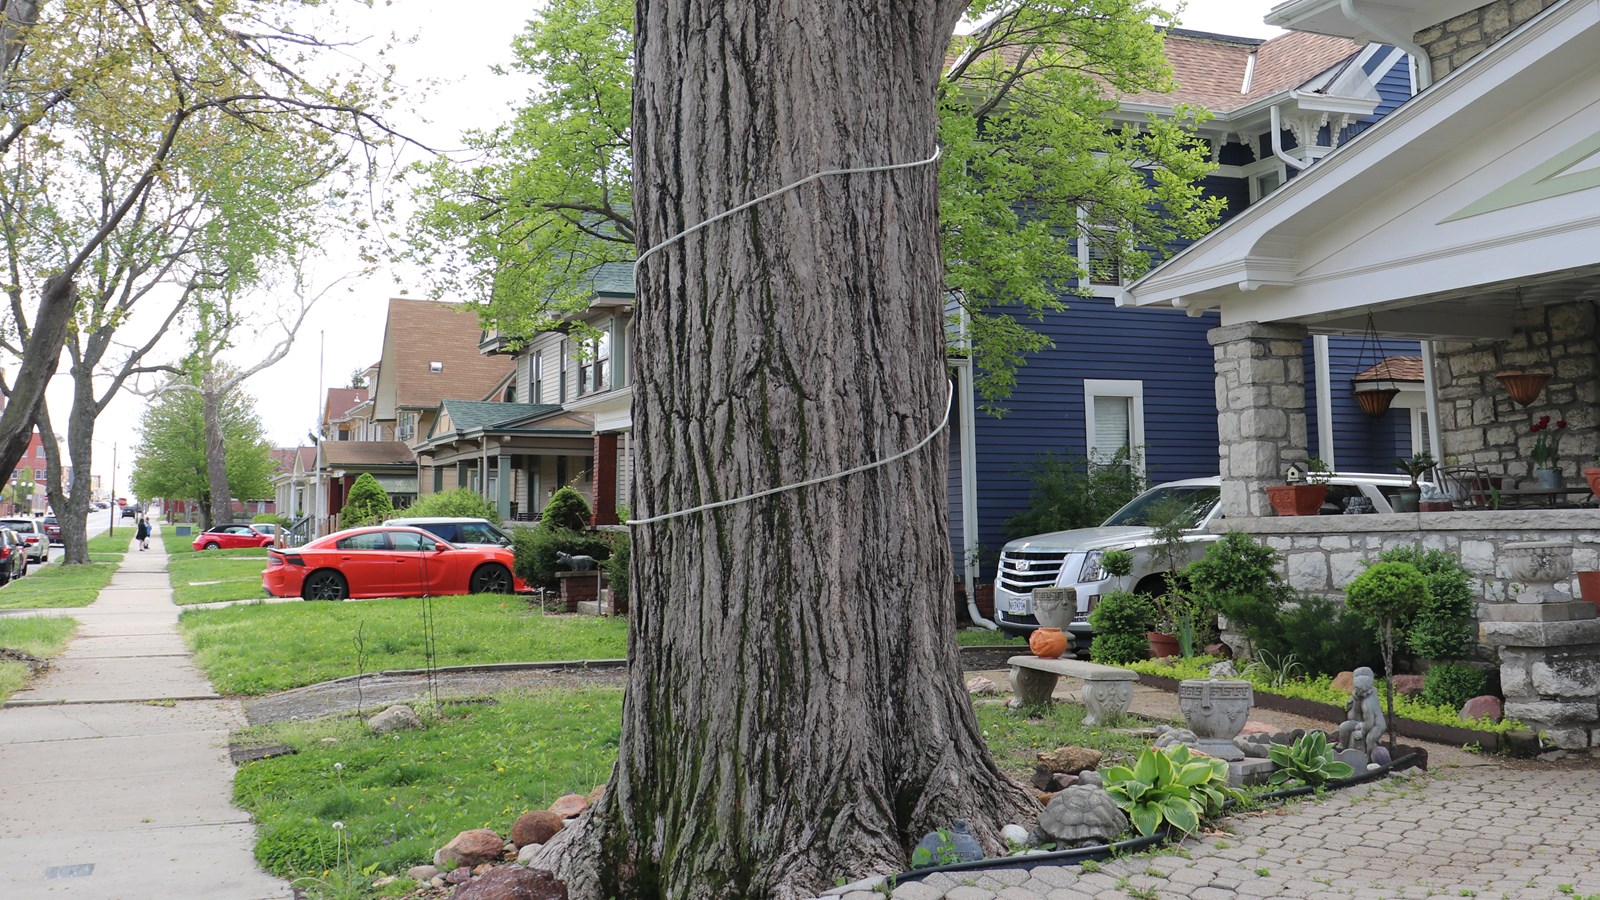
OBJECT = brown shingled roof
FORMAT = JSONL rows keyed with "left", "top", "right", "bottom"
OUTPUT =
{"left": 268, "top": 447, "right": 298, "bottom": 475}
{"left": 323, "top": 388, "right": 368, "bottom": 423}
{"left": 383, "top": 299, "right": 514, "bottom": 411}
{"left": 1354, "top": 356, "right": 1424, "bottom": 383}
{"left": 321, "top": 440, "right": 415, "bottom": 468}
{"left": 1096, "top": 30, "right": 1360, "bottom": 114}
{"left": 1243, "top": 30, "right": 1362, "bottom": 102}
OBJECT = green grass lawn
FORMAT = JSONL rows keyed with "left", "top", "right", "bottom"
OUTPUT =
{"left": 169, "top": 553, "right": 270, "bottom": 605}
{"left": 234, "top": 689, "right": 622, "bottom": 886}
{"left": 86, "top": 529, "right": 135, "bottom": 556}
{"left": 0, "top": 616, "right": 78, "bottom": 700}
{"left": 180, "top": 595, "right": 630, "bottom": 694}
{"left": 975, "top": 697, "right": 1162, "bottom": 781}
{"left": 157, "top": 523, "right": 207, "bottom": 554}
{"left": 0, "top": 562, "right": 119, "bottom": 609}
{"left": 955, "top": 627, "right": 1027, "bottom": 648}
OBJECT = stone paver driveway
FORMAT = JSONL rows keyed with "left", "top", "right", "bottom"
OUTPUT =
{"left": 855, "top": 764, "right": 1600, "bottom": 900}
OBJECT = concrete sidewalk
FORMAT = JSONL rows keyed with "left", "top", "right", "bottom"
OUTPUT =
{"left": 0, "top": 536, "right": 291, "bottom": 899}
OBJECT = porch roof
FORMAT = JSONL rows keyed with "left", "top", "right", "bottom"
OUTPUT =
{"left": 1122, "top": 0, "right": 1600, "bottom": 341}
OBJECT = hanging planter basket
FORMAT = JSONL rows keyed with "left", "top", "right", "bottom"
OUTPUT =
{"left": 1495, "top": 371, "right": 1551, "bottom": 407}
{"left": 1353, "top": 387, "right": 1400, "bottom": 418}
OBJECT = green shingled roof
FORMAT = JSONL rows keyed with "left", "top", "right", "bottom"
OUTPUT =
{"left": 589, "top": 262, "right": 635, "bottom": 297}
{"left": 440, "top": 400, "right": 566, "bottom": 432}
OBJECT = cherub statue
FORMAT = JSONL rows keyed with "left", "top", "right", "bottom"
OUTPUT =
{"left": 1337, "top": 666, "right": 1386, "bottom": 755}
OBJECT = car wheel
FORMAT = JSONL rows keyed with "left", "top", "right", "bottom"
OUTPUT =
{"left": 203, "top": 541, "right": 221, "bottom": 550}
{"left": 302, "top": 570, "right": 349, "bottom": 601}
{"left": 469, "top": 564, "right": 513, "bottom": 595}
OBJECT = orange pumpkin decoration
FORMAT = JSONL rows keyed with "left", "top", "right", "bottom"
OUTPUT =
{"left": 1029, "top": 627, "right": 1069, "bottom": 659}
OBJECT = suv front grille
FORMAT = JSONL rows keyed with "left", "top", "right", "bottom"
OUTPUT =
{"left": 998, "top": 550, "right": 1069, "bottom": 595}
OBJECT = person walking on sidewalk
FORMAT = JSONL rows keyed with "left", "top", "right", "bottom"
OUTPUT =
{"left": 135, "top": 514, "right": 150, "bottom": 551}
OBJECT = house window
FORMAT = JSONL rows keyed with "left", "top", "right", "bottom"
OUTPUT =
{"left": 577, "top": 324, "right": 612, "bottom": 397}
{"left": 398, "top": 411, "right": 416, "bottom": 442}
{"left": 1083, "top": 379, "right": 1145, "bottom": 472}
{"left": 505, "top": 383, "right": 517, "bottom": 403}
{"left": 531, "top": 351, "right": 543, "bottom": 404}
{"left": 1077, "top": 206, "right": 1128, "bottom": 287}
{"left": 559, "top": 341, "right": 569, "bottom": 403}
{"left": 1250, "top": 167, "right": 1284, "bottom": 203}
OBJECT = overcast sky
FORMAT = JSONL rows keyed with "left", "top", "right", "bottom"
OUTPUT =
{"left": 85, "top": 0, "right": 1283, "bottom": 498}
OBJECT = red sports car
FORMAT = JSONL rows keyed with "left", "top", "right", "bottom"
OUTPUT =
{"left": 262, "top": 526, "right": 527, "bottom": 601}
{"left": 192, "top": 524, "right": 275, "bottom": 551}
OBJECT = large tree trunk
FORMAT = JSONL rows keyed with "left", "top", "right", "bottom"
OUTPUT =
{"left": 0, "top": 275, "right": 77, "bottom": 480}
{"left": 546, "top": 3, "right": 1032, "bottom": 897}
{"left": 202, "top": 374, "right": 232, "bottom": 527}
{"left": 35, "top": 399, "right": 94, "bottom": 565}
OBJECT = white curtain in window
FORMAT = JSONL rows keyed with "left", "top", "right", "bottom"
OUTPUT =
{"left": 1091, "top": 395, "right": 1132, "bottom": 463}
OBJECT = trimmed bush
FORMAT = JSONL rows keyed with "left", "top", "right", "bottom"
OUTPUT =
{"left": 512, "top": 526, "right": 611, "bottom": 590}
{"left": 1265, "top": 594, "right": 1381, "bottom": 677}
{"left": 397, "top": 488, "right": 500, "bottom": 521}
{"left": 1087, "top": 590, "right": 1154, "bottom": 664}
{"left": 1378, "top": 545, "right": 1477, "bottom": 661}
{"left": 541, "top": 487, "right": 592, "bottom": 531}
{"left": 602, "top": 532, "right": 631, "bottom": 604}
{"left": 1421, "top": 662, "right": 1487, "bottom": 711}
{"left": 341, "top": 473, "right": 394, "bottom": 527}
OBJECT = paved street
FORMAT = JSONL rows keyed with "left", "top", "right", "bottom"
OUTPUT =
{"left": 855, "top": 764, "right": 1600, "bottom": 900}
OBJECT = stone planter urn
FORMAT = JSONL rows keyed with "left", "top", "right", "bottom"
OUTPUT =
{"left": 1177, "top": 679, "right": 1253, "bottom": 761}
{"left": 1503, "top": 540, "right": 1573, "bottom": 604}
{"left": 1030, "top": 586, "right": 1076, "bottom": 631}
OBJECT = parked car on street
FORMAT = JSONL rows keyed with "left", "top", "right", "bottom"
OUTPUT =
{"left": 993, "top": 474, "right": 1420, "bottom": 642}
{"left": 40, "top": 515, "right": 61, "bottom": 545}
{"left": 262, "top": 525, "right": 525, "bottom": 601}
{"left": 248, "top": 522, "right": 280, "bottom": 539}
{"left": 385, "top": 517, "right": 513, "bottom": 548}
{"left": 191, "top": 524, "right": 274, "bottom": 551}
{"left": 0, "top": 517, "right": 49, "bottom": 563}
{"left": 0, "top": 529, "right": 29, "bottom": 583}
{"left": 120, "top": 505, "right": 139, "bottom": 519}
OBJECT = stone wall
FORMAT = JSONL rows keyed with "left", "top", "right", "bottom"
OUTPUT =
{"left": 1433, "top": 300, "right": 1600, "bottom": 485}
{"left": 1230, "top": 509, "right": 1600, "bottom": 603}
{"left": 1210, "top": 322, "right": 1309, "bottom": 518}
{"left": 1414, "top": 0, "right": 1561, "bottom": 80}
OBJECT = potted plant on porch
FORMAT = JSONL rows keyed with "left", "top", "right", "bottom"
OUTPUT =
{"left": 1392, "top": 451, "right": 1435, "bottom": 513}
{"left": 1529, "top": 414, "right": 1568, "bottom": 489}
{"left": 1584, "top": 454, "right": 1600, "bottom": 502}
{"left": 1264, "top": 457, "right": 1332, "bottom": 516}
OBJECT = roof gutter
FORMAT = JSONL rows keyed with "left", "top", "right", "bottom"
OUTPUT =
{"left": 1339, "top": 0, "right": 1432, "bottom": 90}
{"left": 1269, "top": 103, "right": 1311, "bottom": 172}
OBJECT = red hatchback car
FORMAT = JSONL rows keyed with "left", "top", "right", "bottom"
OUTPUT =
{"left": 192, "top": 524, "right": 275, "bottom": 551}
{"left": 262, "top": 526, "right": 526, "bottom": 601}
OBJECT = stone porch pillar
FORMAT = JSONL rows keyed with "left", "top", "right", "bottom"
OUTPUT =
{"left": 1209, "top": 322, "right": 1310, "bottom": 518}
{"left": 591, "top": 432, "right": 620, "bottom": 526}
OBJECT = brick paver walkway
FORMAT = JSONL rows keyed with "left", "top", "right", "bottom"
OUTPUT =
{"left": 846, "top": 764, "right": 1600, "bottom": 900}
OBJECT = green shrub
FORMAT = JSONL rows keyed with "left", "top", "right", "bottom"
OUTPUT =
{"left": 1103, "top": 744, "right": 1241, "bottom": 837}
{"left": 399, "top": 488, "right": 500, "bottom": 521}
{"left": 602, "top": 532, "right": 631, "bottom": 604}
{"left": 251, "top": 513, "right": 291, "bottom": 527}
{"left": 512, "top": 526, "right": 611, "bottom": 590}
{"left": 341, "top": 473, "right": 394, "bottom": 527}
{"left": 1346, "top": 562, "right": 1427, "bottom": 628}
{"left": 1187, "top": 531, "right": 1286, "bottom": 607}
{"left": 1377, "top": 545, "right": 1477, "bottom": 661}
{"left": 1421, "top": 662, "right": 1487, "bottom": 710}
{"left": 541, "top": 487, "right": 592, "bottom": 531}
{"left": 1003, "top": 450, "right": 1146, "bottom": 539}
{"left": 1087, "top": 590, "right": 1155, "bottom": 664}
{"left": 1258, "top": 594, "right": 1381, "bottom": 677}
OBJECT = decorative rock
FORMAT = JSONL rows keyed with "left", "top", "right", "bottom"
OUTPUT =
{"left": 1152, "top": 725, "right": 1199, "bottom": 749}
{"left": 474, "top": 863, "right": 494, "bottom": 875}
{"left": 436, "top": 829, "right": 506, "bottom": 870}
{"left": 451, "top": 866, "right": 570, "bottom": 900}
{"left": 1390, "top": 675, "right": 1425, "bottom": 697}
{"left": 1239, "top": 721, "right": 1276, "bottom": 735}
{"left": 1332, "top": 671, "right": 1355, "bottom": 693}
{"left": 1001, "top": 824, "right": 1030, "bottom": 846}
{"left": 1460, "top": 695, "right": 1504, "bottom": 722}
{"left": 512, "top": 811, "right": 564, "bottom": 848}
{"left": 965, "top": 675, "right": 1001, "bottom": 696}
{"left": 1049, "top": 773, "right": 1078, "bottom": 791}
{"left": 1204, "top": 642, "right": 1232, "bottom": 659}
{"left": 446, "top": 867, "right": 472, "bottom": 885}
{"left": 368, "top": 704, "right": 423, "bottom": 735}
{"left": 911, "top": 821, "right": 983, "bottom": 868}
{"left": 432, "top": 875, "right": 447, "bottom": 888}
{"left": 549, "top": 793, "right": 589, "bottom": 819}
{"left": 372, "top": 876, "right": 398, "bottom": 888}
{"left": 1208, "top": 660, "right": 1237, "bottom": 678}
{"left": 517, "top": 843, "right": 543, "bottom": 865}
{"left": 1036, "top": 785, "right": 1126, "bottom": 847}
{"left": 1075, "top": 770, "right": 1102, "bottom": 787}
{"left": 409, "top": 865, "right": 441, "bottom": 882}
{"left": 1036, "top": 745, "right": 1102, "bottom": 774}
{"left": 1233, "top": 737, "right": 1270, "bottom": 759}
{"left": 1370, "top": 745, "right": 1392, "bottom": 767}
{"left": 1335, "top": 748, "right": 1370, "bottom": 770}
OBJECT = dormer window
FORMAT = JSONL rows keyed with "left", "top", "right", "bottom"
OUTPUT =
{"left": 428, "top": 361, "right": 444, "bottom": 373}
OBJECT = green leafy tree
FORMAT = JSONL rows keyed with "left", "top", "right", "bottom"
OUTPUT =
{"left": 405, "top": 0, "right": 1222, "bottom": 407}
{"left": 1346, "top": 561, "right": 1428, "bottom": 743}
{"left": 129, "top": 375, "right": 276, "bottom": 529}
{"left": 340, "top": 473, "right": 394, "bottom": 528}
{"left": 403, "top": 488, "right": 501, "bottom": 520}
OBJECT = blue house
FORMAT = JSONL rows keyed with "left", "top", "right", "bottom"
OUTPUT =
{"left": 951, "top": 29, "right": 1420, "bottom": 608}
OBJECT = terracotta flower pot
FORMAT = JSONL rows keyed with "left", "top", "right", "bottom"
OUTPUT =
{"left": 1577, "top": 571, "right": 1600, "bottom": 614}
{"left": 1029, "top": 627, "right": 1069, "bottom": 659}
{"left": 1265, "top": 484, "right": 1327, "bottom": 516}
{"left": 1146, "top": 631, "right": 1180, "bottom": 659}
{"left": 1584, "top": 468, "right": 1600, "bottom": 500}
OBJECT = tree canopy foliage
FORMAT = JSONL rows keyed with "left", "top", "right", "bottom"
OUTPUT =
{"left": 405, "top": 0, "right": 1222, "bottom": 405}
{"left": 129, "top": 375, "right": 275, "bottom": 517}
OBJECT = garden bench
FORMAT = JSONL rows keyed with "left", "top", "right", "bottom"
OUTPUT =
{"left": 1007, "top": 655, "right": 1138, "bottom": 725}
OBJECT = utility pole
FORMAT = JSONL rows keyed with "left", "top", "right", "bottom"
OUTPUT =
{"left": 108, "top": 442, "right": 116, "bottom": 535}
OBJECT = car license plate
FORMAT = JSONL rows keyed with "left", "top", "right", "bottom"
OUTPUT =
{"left": 1008, "top": 594, "right": 1028, "bottom": 615}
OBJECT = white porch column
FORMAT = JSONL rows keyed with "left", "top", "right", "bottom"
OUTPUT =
{"left": 1209, "top": 321, "right": 1310, "bottom": 518}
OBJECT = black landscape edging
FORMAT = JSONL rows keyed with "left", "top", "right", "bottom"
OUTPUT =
{"left": 892, "top": 750, "right": 1422, "bottom": 886}
{"left": 1133, "top": 672, "right": 1536, "bottom": 755}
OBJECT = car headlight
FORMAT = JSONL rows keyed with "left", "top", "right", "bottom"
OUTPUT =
{"left": 1079, "top": 550, "right": 1106, "bottom": 583}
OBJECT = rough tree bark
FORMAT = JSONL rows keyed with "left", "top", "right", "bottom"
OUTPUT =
{"left": 0, "top": 276, "right": 77, "bottom": 483}
{"left": 544, "top": 2, "right": 1033, "bottom": 897}
{"left": 202, "top": 369, "right": 232, "bottom": 527}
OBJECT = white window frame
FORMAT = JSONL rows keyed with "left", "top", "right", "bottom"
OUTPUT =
{"left": 1076, "top": 205, "right": 1127, "bottom": 288}
{"left": 531, "top": 351, "right": 543, "bottom": 404}
{"left": 397, "top": 411, "right": 416, "bottom": 442}
{"left": 1392, "top": 389, "right": 1430, "bottom": 456}
{"left": 1083, "top": 379, "right": 1146, "bottom": 475}
{"left": 1244, "top": 158, "right": 1286, "bottom": 204}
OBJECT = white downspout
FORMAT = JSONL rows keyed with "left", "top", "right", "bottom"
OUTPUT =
{"left": 954, "top": 306, "right": 995, "bottom": 630}
{"left": 1313, "top": 336, "right": 1337, "bottom": 471}
{"left": 1270, "top": 104, "right": 1311, "bottom": 172}
{"left": 1421, "top": 340, "right": 1443, "bottom": 463}
{"left": 1339, "top": 0, "right": 1432, "bottom": 91}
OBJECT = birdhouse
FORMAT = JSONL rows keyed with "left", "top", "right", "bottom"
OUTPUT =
{"left": 1285, "top": 462, "right": 1306, "bottom": 485}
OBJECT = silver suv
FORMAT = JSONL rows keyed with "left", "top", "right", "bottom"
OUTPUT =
{"left": 0, "top": 517, "right": 48, "bottom": 562}
{"left": 386, "top": 517, "right": 513, "bottom": 548}
{"left": 993, "top": 474, "right": 1417, "bottom": 641}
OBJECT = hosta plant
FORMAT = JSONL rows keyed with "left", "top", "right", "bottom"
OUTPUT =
{"left": 1102, "top": 744, "right": 1242, "bottom": 837}
{"left": 1267, "top": 731, "right": 1354, "bottom": 788}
